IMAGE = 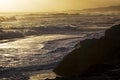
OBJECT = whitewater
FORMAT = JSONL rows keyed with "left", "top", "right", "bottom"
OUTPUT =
{"left": 0, "top": 12, "right": 120, "bottom": 80}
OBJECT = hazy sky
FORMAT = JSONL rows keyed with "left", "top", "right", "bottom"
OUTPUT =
{"left": 0, "top": 0, "right": 120, "bottom": 12}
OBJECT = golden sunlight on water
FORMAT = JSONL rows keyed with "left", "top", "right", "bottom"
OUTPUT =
{"left": 0, "top": 34, "right": 82, "bottom": 67}
{"left": 0, "top": 0, "right": 119, "bottom": 12}
{"left": 0, "top": 35, "right": 70, "bottom": 50}
{"left": 30, "top": 72, "right": 56, "bottom": 80}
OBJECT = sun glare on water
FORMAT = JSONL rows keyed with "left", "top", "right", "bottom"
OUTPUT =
{"left": 0, "top": 0, "right": 15, "bottom": 12}
{"left": 0, "top": 0, "right": 120, "bottom": 12}
{"left": 0, "top": 0, "right": 55, "bottom": 12}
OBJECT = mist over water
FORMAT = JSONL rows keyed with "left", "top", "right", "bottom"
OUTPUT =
{"left": 0, "top": 12, "right": 120, "bottom": 79}
{"left": 0, "top": 12, "right": 120, "bottom": 28}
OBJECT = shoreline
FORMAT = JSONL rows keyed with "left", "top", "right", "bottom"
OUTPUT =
{"left": 0, "top": 34, "right": 84, "bottom": 80}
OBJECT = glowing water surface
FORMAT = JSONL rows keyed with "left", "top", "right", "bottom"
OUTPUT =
{"left": 0, "top": 34, "right": 83, "bottom": 67}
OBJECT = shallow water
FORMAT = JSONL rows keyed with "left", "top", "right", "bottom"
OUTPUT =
{"left": 0, "top": 34, "right": 85, "bottom": 80}
{"left": 0, "top": 34, "right": 83, "bottom": 68}
{"left": 0, "top": 12, "right": 120, "bottom": 79}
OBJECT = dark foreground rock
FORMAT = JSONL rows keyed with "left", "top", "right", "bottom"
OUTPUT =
{"left": 46, "top": 24, "right": 120, "bottom": 80}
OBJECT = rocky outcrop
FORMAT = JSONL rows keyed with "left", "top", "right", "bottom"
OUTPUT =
{"left": 46, "top": 24, "right": 120, "bottom": 80}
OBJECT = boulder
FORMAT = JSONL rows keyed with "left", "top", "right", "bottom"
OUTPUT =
{"left": 53, "top": 24, "right": 120, "bottom": 77}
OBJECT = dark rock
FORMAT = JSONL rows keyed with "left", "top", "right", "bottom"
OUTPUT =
{"left": 105, "top": 24, "right": 120, "bottom": 40}
{"left": 47, "top": 65, "right": 120, "bottom": 80}
{"left": 53, "top": 24, "right": 120, "bottom": 78}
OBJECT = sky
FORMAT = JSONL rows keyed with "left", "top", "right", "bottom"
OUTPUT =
{"left": 0, "top": 0, "right": 120, "bottom": 12}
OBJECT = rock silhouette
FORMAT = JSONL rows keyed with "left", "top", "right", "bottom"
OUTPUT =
{"left": 53, "top": 24, "right": 120, "bottom": 78}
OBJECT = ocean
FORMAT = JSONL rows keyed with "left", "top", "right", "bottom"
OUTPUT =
{"left": 0, "top": 12, "right": 120, "bottom": 80}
